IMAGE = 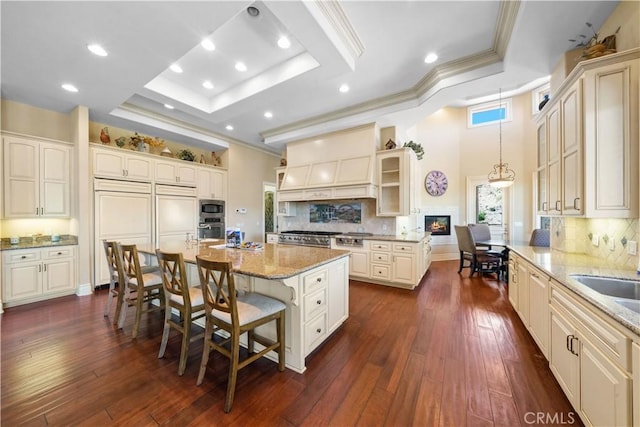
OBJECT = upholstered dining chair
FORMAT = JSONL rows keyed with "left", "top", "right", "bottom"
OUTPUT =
{"left": 529, "top": 228, "right": 550, "bottom": 247}
{"left": 117, "top": 243, "right": 165, "bottom": 338}
{"left": 454, "top": 225, "right": 502, "bottom": 277}
{"left": 195, "top": 256, "right": 286, "bottom": 413}
{"left": 155, "top": 250, "right": 206, "bottom": 376}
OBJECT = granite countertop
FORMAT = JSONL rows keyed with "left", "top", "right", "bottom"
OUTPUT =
{"left": 339, "top": 231, "right": 429, "bottom": 243}
{"left": 138, "top": 240, "right": 350, "bottom": 280}
{"left": 508, "top": 244, "right": 640, "bottom": 337}
{"left": 0, "top": 235, "right": 79, "bottom": 251}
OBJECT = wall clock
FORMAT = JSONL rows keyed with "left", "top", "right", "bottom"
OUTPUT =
{"left": 425, "top": 170, "right": 448, "bottom": 196}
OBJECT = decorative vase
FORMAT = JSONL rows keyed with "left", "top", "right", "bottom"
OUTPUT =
{"left": 538, "top": 94, "right": 550, "bottom": 111}
{"left": 137, "top": 143, "right": 147, "bottom": 152}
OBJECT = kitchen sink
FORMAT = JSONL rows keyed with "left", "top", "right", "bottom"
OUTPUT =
{"left": 614, "top": 299, "right": 640, "bottom": 314}
{"left": 569, "top": 274, "right": 640, "bottom": 300}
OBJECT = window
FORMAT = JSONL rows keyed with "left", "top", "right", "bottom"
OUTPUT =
{"left": 476, "top": 184, "right": 503, "bottom": 225}
{"left": 467, "top": 98, "right": 512, "bottom": 128}
{"left": 531, "top": 83, "right": 551, "bottom": 115}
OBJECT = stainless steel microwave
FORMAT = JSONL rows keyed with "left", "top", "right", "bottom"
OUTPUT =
{"left": 200, "top": 199, "right": 224, "bottom": 214}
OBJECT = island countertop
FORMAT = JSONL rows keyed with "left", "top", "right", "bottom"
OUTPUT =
{"left": 138, "top": 241, "right": 350, "bottom": 280}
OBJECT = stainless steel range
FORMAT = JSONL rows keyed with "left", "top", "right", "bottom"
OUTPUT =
{"left": 278, "top": 230, "right": 341, "bottom": 248}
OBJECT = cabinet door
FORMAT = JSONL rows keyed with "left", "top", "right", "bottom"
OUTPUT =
{"left": 124, "top": 155, "right": 153, "bottom": 181}
{"left": 281, "top": 165, "right": 310, "bottom": 189}
{"left": 579, "top": 339, "right": 632, "bottom": 427}
{"left": 197, "top": 168, "right": 213, "bottom": 199}
{"left": 516, "top": 261, "right": 529, "bottom": 325}
{"left": 211, "top": 169, "right": 227, "bottom": 199}
{"left": 536, "top": 120, "right": 548, "bottom": 214}
{"left": 93, "top": 148, "right": 126, "bottom": 179}
{"left": 327, "top": 258, "right": 348, "bottom": 333}
{"left": 528, "top": 270, "right": 549, "bottom": 357}
{"left": 549, "top": 309, "right": 580, "bottom": 409}
{"left": 547, "top": 104, "right": 562, "bottom": 213}
{"left": 349, "top": 251, "right": 369, "bottom": 278}
{"left": 3, "top": 137, "right": 39, "bottom": 217}
{"left": 561, "top": 80, "right": 583, "bottom": 215}
{"left": 40, "top": 142, "right": 70, "bottom": 217}
{"left": 3, "top": 261, "right": 42, "bottom": 301}
{"left": 391, "top": 253, "right": 416, "bottom": 285}
{"left": 508, "top": 258, "right": 518, "bottom": 309}
{"left": 43, "top": 258, "right": 75, "bottom": 294}
{"left": 177, "top": 164, "right": 197, "bottom": 186}
{"left": 155, "top": 160, "right": 178, "bottom": 184}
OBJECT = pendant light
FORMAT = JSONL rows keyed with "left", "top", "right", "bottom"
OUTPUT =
{"left": 488, "top": 88, "right": 515, "bottom": 187}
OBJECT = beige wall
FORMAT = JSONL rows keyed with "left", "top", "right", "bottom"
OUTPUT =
{"left": 413, "top": 92, "right": 537, "bottom": 259}
{"left": 599, "top": 0, "right": 640, "bottom": 52}
{"left": 1, "top": 99, "right": 72, "bottom": 141}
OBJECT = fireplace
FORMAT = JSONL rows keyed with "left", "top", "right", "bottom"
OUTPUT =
{"left": 424, "top": 215, "right": 451, "bottom": 236}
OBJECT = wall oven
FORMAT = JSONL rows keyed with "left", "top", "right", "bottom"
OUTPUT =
{"left": 199, "top": 199, "right": 225, "bottom": 239}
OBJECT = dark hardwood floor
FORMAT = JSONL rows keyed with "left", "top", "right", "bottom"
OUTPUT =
{"left": 1, "top": 260, "right": 580, "bottom": 426}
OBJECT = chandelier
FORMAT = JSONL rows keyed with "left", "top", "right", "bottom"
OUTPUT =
{"left": 488, "top": 88, "right": 515, "bottom": 187}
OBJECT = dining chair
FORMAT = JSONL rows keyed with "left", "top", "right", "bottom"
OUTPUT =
{"left": 155, "top": 250, "right": 206, "bottom": 376}
{"left": 102, "top": 240, "right": 125, "bottom": 322}
{"left": 454, "top": 225, "right": 502, "bottom": 277}
{"left": 195, "top": 256, "right": 286, "bottom": 413}
{"left": 117, "top": 243, "right": 165, "bottom": 338}
{"left": 529, "top": 228, "right": 550, "bottom": 247}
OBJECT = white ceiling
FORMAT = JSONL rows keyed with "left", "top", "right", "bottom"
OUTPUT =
{"left": 1, "top": 1, "right": 618, "bottom": 154}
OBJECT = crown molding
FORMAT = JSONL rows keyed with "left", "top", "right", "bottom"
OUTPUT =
{"left": 263, "top": 0, "right": 520, "bottom": 144}
{"left": 314, "top": 0, "right": 365, "bottom": 60}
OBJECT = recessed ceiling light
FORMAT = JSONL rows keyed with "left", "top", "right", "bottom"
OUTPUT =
{"left": 264, "top": 111, "right": 273, "bottom": 118}
{"left": 61, "top": 83, "right": 78, "bottom": 93}
{"left": 277, "top": 36, "right": 291, "bottom": 49}
{"left": 169, "top": 63, "right": 183, "bottom": 73}
{"left": 164, "top": 104, "right": 174, "bottom": 109}
{"left": 235, "top": 62, "right": 247, "bottom": 72}
{"left": 87, "top": 44, "right": 108, "bottom": 57}
{"left": 339, "top": 84, "right": 350, "bottom": 93}
{"left": 226, "top": 125, "right": 234, "bottom": 131}
{"left": 424, "top": 52, "right": 438, "bottom": 64}
{"left": 201, "top": 38, "right": 216, "bottom": 51}
{"left": 247, "top": 6, "right": 260, "bottom": 17}
{"left": 202, "top": 80, "right": 214, "bottom": 90}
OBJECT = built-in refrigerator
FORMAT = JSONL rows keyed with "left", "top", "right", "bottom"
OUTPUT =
{"left": 155, "top": 184, "right": 198, "bottom": 245}
{"left": 93, "top": 179, "right": 153, "bottom": 287}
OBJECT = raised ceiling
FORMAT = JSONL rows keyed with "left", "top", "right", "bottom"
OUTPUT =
{"left": 1, "top": 1, "right": 618, "bottom": 153}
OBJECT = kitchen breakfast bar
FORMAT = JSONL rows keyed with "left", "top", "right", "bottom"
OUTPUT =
{"left": 137, "top": 241, "right": 350, "bottom": 373}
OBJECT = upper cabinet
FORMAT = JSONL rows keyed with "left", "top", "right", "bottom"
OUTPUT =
{"left": 197, "top": 167, "right": 227, "bottom": 200}
{"left": 92, "top": 146, "right": 153, "bottom": 182}
{"left": 155, "top": 159, "right": 197, "bottom": 187}
{"left": 280, "top": 156, "right": 374, "bottom": 190}
{"left": 376, "top": 148, "right": 418, "bottom": 216}
{"left": 536, "top": 49, "right": 639, "bottom": 218}
{"left": 3, "top": 135, "right": 71, "bottom": 218}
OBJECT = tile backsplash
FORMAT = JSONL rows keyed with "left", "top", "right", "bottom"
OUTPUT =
{"left": 552, "top": 217, "right": 639, "bottom": 269}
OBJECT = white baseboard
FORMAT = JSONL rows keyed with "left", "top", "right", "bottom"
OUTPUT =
{"left": 76, "top": 282, "right": 93, "bottom": 296}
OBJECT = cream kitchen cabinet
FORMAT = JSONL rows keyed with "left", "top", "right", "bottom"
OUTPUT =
{"left": 391, "top": 243, "right": 416, "bottom": 286}
{"left": 633, "top": 343, "right": 639, "bottom": 426}
{"left": 536, "top": 49, "right": 639, "bottom": 218}
{"left": 348, "top": 244, "right": 370, "bottom": 279}
{"left": 92, "top": 145, "right": 153, "bottom": 182}
{"left": 549, "top": 283, "right": 633, "bottom": 427}
{"left": 516, "top": 256, "right": 529, "bottom": 325}
{"left": 275, "top": 167, "right": 296, "bottom": 215}
{"left": 528, "top": 267, "right": 550, "bottom": 358}
{"left": 197, "top": 166, "right": 227, "bottom": 200}
{"left": 266, "top": 233, "right": 279, "bottom": 244}
{"left": 508, "top": 253, "right": 519, "bottom": 309}
{"left": 368, "top": 240, "right": 422, "bottom": 289}
{"left": 3, "top": 246, "right": 77, "bottom": 307}
{"left": 3, "top": 135, "right": 71, "bottom": 218}
{"left": 377, "top": 148, "right": 418, "bottom": 216}
{"left": 155, "top": 159, "right": 197, "bottom": 186}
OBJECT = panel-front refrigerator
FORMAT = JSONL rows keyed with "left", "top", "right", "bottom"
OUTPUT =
{"left": 155, "top": 184, "right": 198, "bottom": 245}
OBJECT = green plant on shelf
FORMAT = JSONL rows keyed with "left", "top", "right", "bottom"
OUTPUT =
{"left": 176, "top": 149, "right": 195, "bottom": 161}
{"left": 403, "top": 140, "right": 424, "bottom": 160}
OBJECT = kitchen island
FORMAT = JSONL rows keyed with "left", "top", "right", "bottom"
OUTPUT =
{"left": 138, "top": 241, "right": 350, "bottom": 373}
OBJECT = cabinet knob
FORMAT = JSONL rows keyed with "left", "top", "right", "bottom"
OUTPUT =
{"left": 316, "top": 277, "right": 322, "bottom": 283}
{"left": 21, "top": 255, "right": 27, "bottom": 259}
{"left": 316, "top": 300, "right": 322, "bottom": 305}
{"left": 316, "top": 328, "right": 322, "bottom": 334}
{"left": 57, "top": 252, "right": 62, "bottom": 255}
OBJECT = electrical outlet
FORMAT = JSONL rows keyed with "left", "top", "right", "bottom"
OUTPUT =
{"left": 628, "top": 240, "right": 638, "bottom": 255}
{"left": 592, "top": 234, "right": 599, "bottom": 247}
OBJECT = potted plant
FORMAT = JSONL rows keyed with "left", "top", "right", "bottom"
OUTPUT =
{"left": 176, "top": 149, "right": 195, "bottom": 161}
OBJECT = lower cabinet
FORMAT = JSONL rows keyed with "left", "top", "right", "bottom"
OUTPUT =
{"left": 549, "top": 283, "right": 633, "bottom": 426}
{"left": 516, "top": 258, "right": 530, "bottom": 325}
{"left": 508, "top": 254, "right": 518, "bottom": 308}
{"left": 391, "top": 243, "right": 416, "bottom": 286}
{"left": 349, "top": 247, "right": 370, "bottom": 279}
{"left": 528, "top": 267, "right": 550, "bottom": 358}
{"left": 633, "top": 343, "right": 640, "bottom": 426}
{"left": 3, "top": 246, "right": 77, "bottom": 307}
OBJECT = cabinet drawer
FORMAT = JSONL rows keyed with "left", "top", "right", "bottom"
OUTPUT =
{"left": 4, "top": 249, "right": 41, "bottom": 264}
{"left": 551, "top": 285, "right": 631, "bottom": 371}
{"left": 393, "top": 243, "right": 415, "bottom": 253}
{"left": 303, "top": 268, "right": 328, "bottom": 293}
{"left": 305, "top": 312, "right": 328, "bottom": 354}
{"left": 371, "top": 252, "right": 390, "bottom": 264}
{"left": 371, "top": 264, "right": 390, "bottom": 280}
{"left": 42, "top": 246, "right": 74, "bottom": 259}
{"left": 370, "top": 242, "right": 391, "bottom": 251}
{"left": 304, "top": 287, "right": 327, "bottom": 322}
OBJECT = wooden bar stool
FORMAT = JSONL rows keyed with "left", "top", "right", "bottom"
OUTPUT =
{"left": 117, "top": 243, "right": 165, "bottom": 338}
{"left": 156, "top": 250, "right": 206, "bottom": 376}
{"left": 195, "top": 256, "right": 286, "bottom": 413}
{"left": 102, "top": 240, "right": 125, "bottom": 323}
